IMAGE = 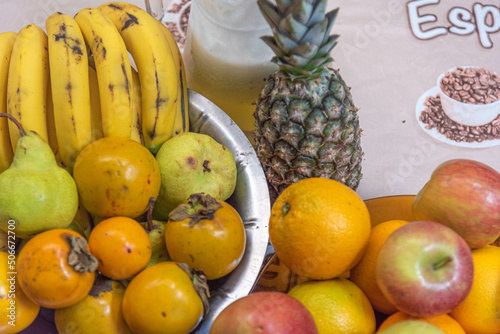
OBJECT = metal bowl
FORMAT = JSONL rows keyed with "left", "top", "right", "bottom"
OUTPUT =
{"left": 188, "top": 89, "right": 271, "bottom": 332}
{"left": 27, "top": 90, "right": 270, "bottom": 333}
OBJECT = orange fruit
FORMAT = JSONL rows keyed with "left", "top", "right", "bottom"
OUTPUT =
{"left": 288, "top": 278, "right": 376, "bottom": 334}
{"left": 350, "top": 219, "right": 408, "bottom": 315}
{"left": 73, "top": 136, "right": 161, "bottom": 219}
{"left": 269, "top": 177, "right": 371, "bottom": 280}
{"left": 122, "top": 262, "right": 206, "bottom": 334}
{"left": 166, "top": 194, "right": 246, "bottom": 280}
{"left": 88, "top": 216, "right": 152, "bottom": 280}
{"left": 449, "top": 245, "right": 500, "bottom": 334}
{"left": 378, "top": 311, "right": 466, "bottom": 334}
{"left": 17, "top": 229, "right": 97, "bottom": 309}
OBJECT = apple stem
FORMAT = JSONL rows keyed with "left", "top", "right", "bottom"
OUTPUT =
{"left": 147, "top": 197, "right": 155, "bottom": 231}
{"left": 0, "top": 113, "right": 26, "bottom": 136}
{"left": 433, "top": 256, "right": 453, "bottom": 270}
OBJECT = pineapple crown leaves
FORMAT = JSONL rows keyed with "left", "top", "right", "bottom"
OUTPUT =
{"left": 258, "top": 0, "right": 340, "bottom": 79}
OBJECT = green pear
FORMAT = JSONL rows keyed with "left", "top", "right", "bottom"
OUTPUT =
{"left": 153, "top": 132, "right": 237, "bottom": 220}
{"left": 140, "top": 219, "right": 170, "bottom": 267}
{"left": 72, "top": 201, "right": 93, "bottom": 239}
{"left": 0, "top": 114, "right": 79, "bottom": 239}
{"left": 66, "top": 220, "right": 88, "bottom": 239}
{"left": 377, "top": 320, "right": 445, "bottom": 334}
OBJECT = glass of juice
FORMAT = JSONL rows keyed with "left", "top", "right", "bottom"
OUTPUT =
{"left": 183, "top": 0, "right": 278, "bottom": 135}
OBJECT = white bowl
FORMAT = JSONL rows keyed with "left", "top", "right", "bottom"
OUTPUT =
{"left": 437, "top": 66, "right": 500, "bottom": 126}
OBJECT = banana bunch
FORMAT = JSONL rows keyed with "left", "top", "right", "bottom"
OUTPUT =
{"left": 0, "top": 2, "right": 188, "bottom": 173}
{"left": 7, "top": 24, "right": 49, "bottom": 154}
{"left": 98, "top": 1, "right": 187, "bottom": 154}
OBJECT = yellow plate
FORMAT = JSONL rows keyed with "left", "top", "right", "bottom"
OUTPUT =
{"left": 254, "top": 195, "right": 417, "bottom": 293}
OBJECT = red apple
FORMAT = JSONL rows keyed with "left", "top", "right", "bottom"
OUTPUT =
{"left": 412, "top": 159, "right": 500, "bottom": 249}
{"left": 375, "top": 220, "right": 474, "bottom": 318}
{"left": 209, "top": 291, "right": 318, "bottom": 334}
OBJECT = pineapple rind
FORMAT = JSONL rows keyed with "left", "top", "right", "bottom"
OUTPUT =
{"left": 255, "top": 0, "right": 363, "bottom": 201}
{"left": 254, "top": 67, "right": 363, "bottom": 201}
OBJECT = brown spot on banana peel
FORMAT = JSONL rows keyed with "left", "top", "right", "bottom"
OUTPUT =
{"left": 104, "top": 3, "right": 139, "bottom": 31}
{"left": 53, "top": 23, "right": 84, "bottom": 57}
{"left": 92, "top": 36, "right": 106, "bottom": 61}
{"left": 107, "top": 3, "right": 121, "bottom": 9}
{"left": 135, "top": 118, "right": 144, "bottom": 145}
{"left": 106, "top": 3, "right": 123, "bottom": 11}
{"left": 108, "top": 84, "right": 114, "bottom": 98}
{"left": 65, "top": 82, "right": 73, "bottom": 108}
{"left": 149, "top": 57, "right": 166, "bottom": 140}
{"left": 120, "top": 57, "right": 131, "bottom": 102}
{"left": 122, "top": 13, "right": 139, "bottom": 31}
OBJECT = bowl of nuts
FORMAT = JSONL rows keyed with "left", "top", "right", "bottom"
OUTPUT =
{"left": 437, "top": 66, "right": 500, "bottom": 126}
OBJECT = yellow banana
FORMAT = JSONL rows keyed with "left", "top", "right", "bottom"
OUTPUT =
{"left": 45, "top": 75, "right": 63, "bottom": 164}
{"left": 45, "top": 75, "right": 57, "bottom": 155}
{"left": 88, "top": 64, "right": 104, "bottom": 142}
{"left": 74, "top": 7, "right": 133, "bottom": 139}
{"left": 0, "top": 32, "right": 16, "bottom": 173}
{"left": 156, "top": 18, "right": 189, "bottom": 136}
{"left": 99, "top": 1, "right": 178, "bottom": 154}
{"left": 130, "top": 66, "right": 144, "bottom": 145}
{"left": 46, "top": 12, "right": 92, "bottom": 169}
{"left": 7, "top": 24, "right": 49, "bottom": 152}
{"left": 46, "top": 78, "right": 67, "bottom": 171}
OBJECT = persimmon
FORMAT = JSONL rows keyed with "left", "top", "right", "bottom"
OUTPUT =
{"left": 73, "top": 136, "right": 161, "bottom": 219}
{"left": 55, "top": 275, "right": 132, "bottom": 334}
{"left": 88, "top": 216, "right": 152, "bottom": 280}
{"left": 165, "top": 193, "right": 246, "bottom": 280}
{"left": 17, "top": 229, "right": 97, "bottom": 308}
{"left": 122, "top": 262, "right": 209, "bottom": 334}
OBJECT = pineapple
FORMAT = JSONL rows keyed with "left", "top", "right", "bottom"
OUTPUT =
{"left": 254, "top": 0, "right": 363, "bottom": 202}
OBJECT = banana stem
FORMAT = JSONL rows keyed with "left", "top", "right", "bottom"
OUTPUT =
{"left": 0, "top": 113, "right": 26, "bottom": 136}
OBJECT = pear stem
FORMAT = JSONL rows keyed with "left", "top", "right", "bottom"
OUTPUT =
{"left": 0, "top": 113, "right": 26, "bottom": 136}
{"left": 147, "top": 197, "right": 155, "bottom": 231}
